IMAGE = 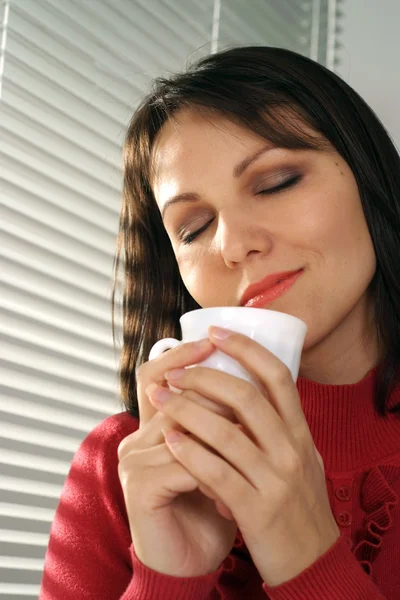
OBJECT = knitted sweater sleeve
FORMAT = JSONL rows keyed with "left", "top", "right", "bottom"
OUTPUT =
{"left": 262, "top": 462, "right": 400, "bottom": 600}
{"left": 39, "top": 413, "right": 399, "bottom": 599}
{"left": 263, "top": 535, "right": 387, "bottom": 599}
{"left": 39, "top": 414, "right": 221, "bottom": 600}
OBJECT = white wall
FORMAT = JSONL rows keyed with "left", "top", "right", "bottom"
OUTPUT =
{"left": 337, "top": 0, "right": 400, "bottom": 149}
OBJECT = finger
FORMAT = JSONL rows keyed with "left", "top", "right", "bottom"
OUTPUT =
{"left": 208, "top": 327, "right": 309, "bottom": 434}
{"left": 136, "top": 411, "right": 183, "bottom": 447}
{"left": 147, "top": 384, "right": 266, "bottom": 488}
{"left": 137, "top": 338, "right": 215, "bottom": 424}
{"left": 118, "top": 438, "right": 175, "bottom": 466}
{"left": 121, "top": 459, "right": 199, "bottom": 522}
{"left": 163, "top": 429, "right": 251, "bottom": 521}
{"left": 164, "top": 366, "right": 285, "bottom": 453}
{"left": 135, "top": 388, "right": 238, "bottom": 450}
{"left": 183, "top": 389, "right": 238, "bottom": 422}
{"left": 119, "top": 390, "right": 239, "bottom": 465}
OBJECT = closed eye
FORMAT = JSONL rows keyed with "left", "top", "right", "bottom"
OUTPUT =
{"left": 256, "top": 174, "right": 302, "bottom": 195}
{"left": 181, "top": 219, "right": 213, "bottom": 245}
{"left": 181, "top": 174, "right": 302, "bottom": 245}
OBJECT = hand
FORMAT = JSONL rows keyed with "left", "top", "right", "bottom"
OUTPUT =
{"left": 117, "top": 339, "right": 237, "bottom": 578}
{"left": 146, "top": 326, "right": 340, "bottom": 587}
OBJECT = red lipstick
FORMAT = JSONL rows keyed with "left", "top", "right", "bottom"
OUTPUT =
{"left": 240, "top": 269, "right": 304, "bottom": 308}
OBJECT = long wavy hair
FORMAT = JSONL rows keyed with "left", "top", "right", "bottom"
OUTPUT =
{"left": 112, "top": 46, "right": 400, "bottom": 420}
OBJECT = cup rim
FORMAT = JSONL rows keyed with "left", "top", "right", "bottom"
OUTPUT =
{"left": 180, "top": 307, "right": 307, "bottom": 331}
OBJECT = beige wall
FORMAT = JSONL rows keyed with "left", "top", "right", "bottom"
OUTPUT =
{"left": 337, "top": 0, "right": 400, "bottom": 149}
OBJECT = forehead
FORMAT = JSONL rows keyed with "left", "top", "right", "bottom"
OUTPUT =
{"left": 151, "top": 110, "right": 264, "bottom": 187}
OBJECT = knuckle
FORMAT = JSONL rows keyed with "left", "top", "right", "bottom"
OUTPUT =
{"left": 117, "top": 433, "right": 135, "bottom": 461}
{"left": 234, "top": 381, "right": 258, "bottom": 410}
{"left": 208, "top": 461, "right": 229, "bottom": 486}
{"left": 117, "top": 457, "right": 138, "bottom": 490}
{"left": 218, "top": 422, "right": 238, "bottom": 449}
{"left": 117, "top": 429, "right": 145, "bottom": 461}
{"left": 271, "top": 363, "right": 292, "bottom": 387}
{"left": 281, "top": 448, "right": 303, "bottom": 474}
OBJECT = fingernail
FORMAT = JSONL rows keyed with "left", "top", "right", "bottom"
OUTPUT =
{"left": 145, "top": 383, "right": 171, "bottom": 404}
{"left": 209, "top": 326, "right": 232, "bottom": 340}
{"left": 163, "top": 429, "right": 183, "bottom": 445}
{"left": 164, "top": 368, "right": 185, "bottom": 381}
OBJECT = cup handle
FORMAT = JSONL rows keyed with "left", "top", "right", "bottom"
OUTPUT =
{"left": 148, "top": 338, "right": 181, "bottom": 361}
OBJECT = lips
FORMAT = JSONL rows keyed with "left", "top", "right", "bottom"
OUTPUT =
{"left": 240, "top": 269, "right": 304, "bottom": 307}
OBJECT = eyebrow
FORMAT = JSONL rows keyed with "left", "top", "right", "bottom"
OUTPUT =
{"left": 161, "top": 143, "right": 276, "bottom": 218}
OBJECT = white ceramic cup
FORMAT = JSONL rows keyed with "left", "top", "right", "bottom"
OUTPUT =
{"left": 148, "top": 307, "right": 307, "bottom": 386}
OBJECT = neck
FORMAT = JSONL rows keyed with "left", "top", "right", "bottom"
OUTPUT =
{"left": 299, "top": 296, "right": 381, "bottom": 385}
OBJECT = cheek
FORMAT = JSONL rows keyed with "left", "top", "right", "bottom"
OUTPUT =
{"left": 178, "top": 253, "right": 209, "bottom": 302}
{"left": 178, "top": 251, "right": 224, "bottom": 307}
{"left": 295, "top": 175, "right": 371, "bottom": 263}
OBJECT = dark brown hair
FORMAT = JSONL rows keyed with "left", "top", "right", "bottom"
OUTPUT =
{"left": 112, "top": 46, "right": 400, "bottom": 419}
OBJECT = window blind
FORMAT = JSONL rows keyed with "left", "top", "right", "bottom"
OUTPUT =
{"left": 0, "top": 1, "right": 341, "bottom": 596}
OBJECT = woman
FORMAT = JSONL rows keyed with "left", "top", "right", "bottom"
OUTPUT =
{"left": 40, "top": 46, "right": 400, "bottom": 599}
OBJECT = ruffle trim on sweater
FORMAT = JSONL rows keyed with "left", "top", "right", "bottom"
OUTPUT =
{"left": 222, "top": 464, "right": 399, "bottom": 582}
{"left": 353, "top": 464, "right": 399, "bottom": 576}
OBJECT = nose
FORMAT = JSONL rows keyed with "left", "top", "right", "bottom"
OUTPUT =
{"left": 217, "top": 209, "right": 273, "bottom": 269}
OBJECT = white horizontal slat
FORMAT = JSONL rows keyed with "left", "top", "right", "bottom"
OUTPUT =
{"left": 0, "top": 424, "right": 85, "bottom": 458}
{"left": 1, "top": 148, "right": 121, "bottom": 232}
{"left": 161, "top": 0, "right": 213, "bottom": 39}
{"left": 12, "top": 0, "right": 148, "bottom": 89}
{"left": 0, "top": 287, "right": 118, "bottom": 349}
{"left": 0, "top": 330, "right": 116, "bottom": 376}
{"left": 1, "top": 257, "right": 113, "bottom": 323}
{"left": 2, "top": 81, "right": 122, "bottom": 168}
{"left": 1, "top": 360, "right": 120, "bottom": 416}
{"left": 0, "top": 296, "right": 121, "bottom": 349}
{"left": 0, "top": 307, "right": 116, "bottom": 367}
{"left": 1, "top": 172, "right": 118, "bottom": 247}
{"left": 4, "top": 53, "right": 127, "bottom": 141}
{"left": 0, "top": 476, "right": 63, "bottom": 499}
{"left": 1, "top": 450, "right": 70, "bottom": 476}
{"left": 6, "top": 26, "right": 134, "bottom": 115}
{"left": 0, "top": 530, "right": 50, "bottom": 547}
{"left": 0, "top": 338, "right": 117, "bottom": 393}
{"left": 2, "top": 222, "right": 115, "bottom": 281}
{"left": 0, "top": 557, "right": 45, "bottom": 571}
{"left": 74, "top": 0, "right": 183, "bottom": 70}
{"left": 8, "top": 4, "right": 138, "bottom": 104}
{"left": 1, "top": 365, "right": 119, "bottom": 414}
{"left": 134, "top": 0, "right": 213, "bottom": 53}
{"left": 1, "top": 202, "right": 120, "bottom": 278}
{"left": 5, "top": 37, "right": 133, "bottom": 135}
{"left": 0, "top": 372, "right": 119, "bottom": 415}
{"left": 46, "top": 0, "right": 182, "bottom": 74}
{"left": 1, "top": 119, "right": 121, "bottom": 194}
{"left": 0, "top": 396, "right": 102, "bottom": 434}
{"left": 2, "top": 245, "right": 115, "bottom": 309}
{"left": 0, "top": 583, "right": 39, "bottom": 596}
{"left": 100, "top": 0, "right": 214, "bottom": 66}
{"left": 0, "top": 503, "right": 56, "bottom": 523}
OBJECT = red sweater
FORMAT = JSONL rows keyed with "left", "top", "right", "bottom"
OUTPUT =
{"left": 40, "top": 368, "right": 400, "bottom": 599}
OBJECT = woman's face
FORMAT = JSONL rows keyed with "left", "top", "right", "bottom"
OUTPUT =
{"left": 152, "top": 110, "right": 376, "bottom": 353}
